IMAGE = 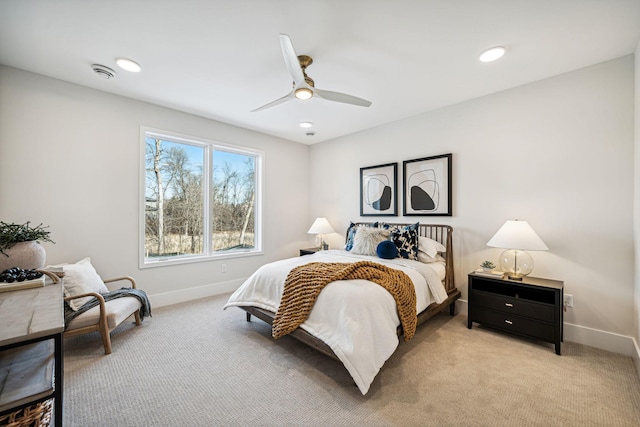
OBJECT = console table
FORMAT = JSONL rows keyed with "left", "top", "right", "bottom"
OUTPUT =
{"left": 0, "top": 282, "right": 64, "bottom": 426}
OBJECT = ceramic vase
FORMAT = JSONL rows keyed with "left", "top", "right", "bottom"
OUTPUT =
{"left": 0, "top": 241, "right": 46, "bottom": 271}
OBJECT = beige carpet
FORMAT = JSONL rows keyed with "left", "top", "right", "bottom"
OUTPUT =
{"left": 63, "top": 293, "right": 640, "bottom": 426}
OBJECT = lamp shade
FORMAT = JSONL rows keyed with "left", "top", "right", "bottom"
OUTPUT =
{"left": 486, "top": 220, "right": 548, "bottom": 251}
{"left": 487, "top": 220, "right": 548, "bottom": 280}
{"left": 307, "top": 217, "right": 335, "bottom": 235}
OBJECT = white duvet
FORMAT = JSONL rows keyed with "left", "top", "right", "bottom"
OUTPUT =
{"left": 224, "top": 250, "right": 448, "bottom": 394}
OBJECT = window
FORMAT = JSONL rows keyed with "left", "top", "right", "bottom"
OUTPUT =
{"left": 140, "top": 128, "right": 262, "bottom": 267}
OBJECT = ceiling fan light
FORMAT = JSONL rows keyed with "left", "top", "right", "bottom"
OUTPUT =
{"left": 479, "top": 46, "right": 506, "bottom": 62}
{"left": 295, "top": 87, "right": 313, "bottom": 100}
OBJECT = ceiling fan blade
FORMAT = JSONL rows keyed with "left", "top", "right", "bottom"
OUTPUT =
{"left": 279, "top": 34, "right": 305, "bottom": 86}
{"left": 313, "top": 88, "right": 372, "bottom": 107}
{"left": 251, "top": 90, "right": 295, "bottom": 112}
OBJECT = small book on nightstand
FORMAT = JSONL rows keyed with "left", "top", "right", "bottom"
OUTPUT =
{"left": 473, "top": 268, "right": 505, "bottom": 278}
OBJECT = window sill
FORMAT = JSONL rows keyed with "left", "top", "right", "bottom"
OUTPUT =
{"left": 139, "top": 249, "right": 263, "bottom": 269}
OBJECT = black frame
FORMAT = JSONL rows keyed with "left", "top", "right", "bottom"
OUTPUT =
{"left": 403, "top": 153, "right": 452, "bottom": 216}
{"left": 360, "top": 162, "right": 398, "bottom": 216}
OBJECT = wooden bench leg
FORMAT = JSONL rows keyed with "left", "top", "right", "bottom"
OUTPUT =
{"left": 449, "top": 302, "right": 455, "bottom": 316}
{"left": 99, "top": 322, "right": 112, "bottom": 355}
{"left": 134, "top": 310, "right": 142, "bottom": 326}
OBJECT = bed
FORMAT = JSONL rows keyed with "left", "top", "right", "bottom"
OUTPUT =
{"left": 224, "top": 223, "right": 460, "bottom": 394}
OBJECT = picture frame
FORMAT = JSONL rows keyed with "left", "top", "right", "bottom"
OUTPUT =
{"left": 403, "top": 153, "right": 452, "bottom": 216}
{"left": 360, "top": 162, "right": 398, "bottom": 216}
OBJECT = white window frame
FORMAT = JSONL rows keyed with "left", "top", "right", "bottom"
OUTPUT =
{"left": 139, "top": 126, "right": 263, "bottom": 268}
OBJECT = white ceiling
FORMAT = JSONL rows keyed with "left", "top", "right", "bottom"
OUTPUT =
{"left": 1, "top": 1, "right": 639, "bottom": 145}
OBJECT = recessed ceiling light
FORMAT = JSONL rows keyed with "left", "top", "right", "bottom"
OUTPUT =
{"left": 299, "top": 121, "right": 313, "bottom": 128}
{"left": 116, "top": 58, "right": 141, "bottom": 72}
{"left": 479, "top": 46, "right": 506, "bottom": 63}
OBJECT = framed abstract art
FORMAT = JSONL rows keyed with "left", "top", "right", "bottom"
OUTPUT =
{"left": 360, "top": 163, "right": 398, "bottom": 216}
{"left": 403, "top": 153, "right": 452, "bottom": 216}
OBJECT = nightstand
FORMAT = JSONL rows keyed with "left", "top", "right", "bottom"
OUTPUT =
{"left": 299, "top": 248, "right": 320, "bottom": 256}
{"left": 467, "top": 272, "right": 564, "bottom": 355}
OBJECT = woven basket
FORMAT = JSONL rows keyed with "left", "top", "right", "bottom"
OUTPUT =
{"left": 0, "top": 399, "right": 52, "bottom": 427}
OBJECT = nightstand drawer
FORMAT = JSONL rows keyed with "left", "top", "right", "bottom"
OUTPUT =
{"left": 472, "top": 307, "right": 555, "bottom": 342}
{"left": 472, "top": 289, "right": 555, "bottom": 322}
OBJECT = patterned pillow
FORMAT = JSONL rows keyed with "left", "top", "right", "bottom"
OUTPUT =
{"left": 345, "top": 222, "right": 357, "bottom": 251}
{"left": 386, "top": 223, "right": 420, "bottom": 260}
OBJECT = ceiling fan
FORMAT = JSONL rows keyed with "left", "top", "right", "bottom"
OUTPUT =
{"left": 252, "top": 34, "right": 372, "bottom": 112}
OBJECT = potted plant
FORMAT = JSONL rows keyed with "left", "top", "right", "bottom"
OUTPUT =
{"left": 480, "top": 260, "right": 495, "bottom": 272}
{"left": 0, "top": 221, "right": 55, "bottom": 271}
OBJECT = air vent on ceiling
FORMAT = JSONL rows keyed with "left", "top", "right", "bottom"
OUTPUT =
{"left": 91, "top": 64, "right": 116, "bottom": 79}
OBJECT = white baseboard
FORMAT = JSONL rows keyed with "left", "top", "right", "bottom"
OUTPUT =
{"left": 563, "top": 322, "right": 637, "bottom": 357}
{"left": 149, "top": 278, "right": 245, "bottom": 309}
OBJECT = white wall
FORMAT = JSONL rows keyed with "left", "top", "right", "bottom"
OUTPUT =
{"left": 1, "top": 56, "right": 636, "bottom": 356}
{"left": 310, "top": 56, "right": 635, "bottom": 353}
{"left": 0, "top": 66, "right": 310, "bottom": 306}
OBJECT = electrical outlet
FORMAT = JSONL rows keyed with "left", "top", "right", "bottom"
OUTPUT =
{"left": 221, "top": 264, "right": 227, "bottom": 273}
{"left": 563, "top": 294, "right": 573, "bottom": 308}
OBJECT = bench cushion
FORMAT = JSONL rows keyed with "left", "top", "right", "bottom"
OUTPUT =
{"left": 66, "top": 297, "right": 141, "bottom": 330}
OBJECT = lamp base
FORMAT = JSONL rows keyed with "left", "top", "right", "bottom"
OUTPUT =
{"left": 499, "top": 249, "right": 534, "bottom": 280}
{"left": 317, "top": 237, "right": 328, "bottom": 251}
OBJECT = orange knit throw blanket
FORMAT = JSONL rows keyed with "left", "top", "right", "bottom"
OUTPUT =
{"left": 272, "top": 261, "right": 417, "bottom": 341}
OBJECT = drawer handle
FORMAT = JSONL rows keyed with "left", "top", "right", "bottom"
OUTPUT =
{"left": 505, "top": 303, "right": 514, "bottom": 307}
{"left": 505, "top": 320, "right": 513, "bottom": 325}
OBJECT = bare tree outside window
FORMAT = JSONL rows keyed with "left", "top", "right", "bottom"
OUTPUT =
{"left": 145, "top": 139, "right": 204, "bottom": 258}
{"left": 212, "top": 152, "right": 255, "bottom": 251}
{"left": 143, "top": 131, "right": 260, "bottom": 266}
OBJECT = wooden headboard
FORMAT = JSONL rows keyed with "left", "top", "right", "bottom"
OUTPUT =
{"left": 349, "top": 223, "right": 455, "bottom": 293}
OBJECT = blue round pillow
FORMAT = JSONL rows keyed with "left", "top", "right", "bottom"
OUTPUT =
{"left": 376, "top": 240, "right": 398, "bottom": 259}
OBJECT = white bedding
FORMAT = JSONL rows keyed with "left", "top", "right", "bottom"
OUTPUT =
{"left": 224, "top": 249, "right": 448, "bottom": 395}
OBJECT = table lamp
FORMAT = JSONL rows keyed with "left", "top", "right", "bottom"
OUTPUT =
{"left": 307, "top": 217, "right": 335, "bottom": 250}
{"left": 486, "top": 220, "right": 548, "bottom": 280}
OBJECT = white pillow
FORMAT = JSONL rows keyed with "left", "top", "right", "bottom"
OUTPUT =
{"left": 351, "top": 228, "right": 390, "bottom": 256}
{"left": 418, "top": 236, "right": 446, "bottom": 258}
{"left": 60, "top": 258, "right": 108, "bottom": 311}
{"left": 417, "top": 252, "right": 446, "bottom": 264}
